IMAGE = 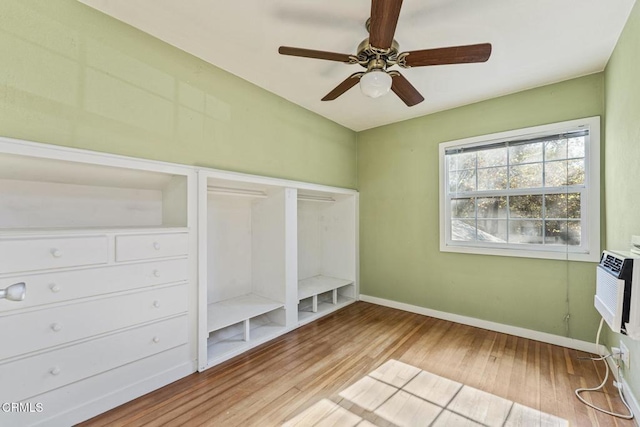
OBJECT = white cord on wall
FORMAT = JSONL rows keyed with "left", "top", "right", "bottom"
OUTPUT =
{"left": 574, "top": 318, "right": 634, "bottom": 419}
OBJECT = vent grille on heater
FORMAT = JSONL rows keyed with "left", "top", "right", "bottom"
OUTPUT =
{"left": 596, "top": 267, "right": 620, "bottom": 326}
{"left": 603, "top": 254, "right": 623, "bottom": 274}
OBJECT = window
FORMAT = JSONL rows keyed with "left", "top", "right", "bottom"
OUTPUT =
{"left": 439, "top": 117, "right": 600, "bottom": 261}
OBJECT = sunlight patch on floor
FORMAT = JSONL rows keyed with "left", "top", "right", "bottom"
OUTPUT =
{"left": 283, "top": 359, "right": 569, "bottom": 427}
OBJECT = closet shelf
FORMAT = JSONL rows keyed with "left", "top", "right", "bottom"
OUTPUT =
{"left": 298, "top": 275, "right": 353, "bottom": 301}
{"left": 207, "top": 294, "right": 283, "bottom": 333}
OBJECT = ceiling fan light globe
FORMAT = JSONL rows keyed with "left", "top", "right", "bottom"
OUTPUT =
{"left": 360, "top": 70, "right": 392, "bottom": 98}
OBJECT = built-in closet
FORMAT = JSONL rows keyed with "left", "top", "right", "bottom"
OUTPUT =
{"left": 198, "top": 170, "right": 358, "bottom": 371}
{"left": 297, "top": 191, "right": 357, "bottom": 325}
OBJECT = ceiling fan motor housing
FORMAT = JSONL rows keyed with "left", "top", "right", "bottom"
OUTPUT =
{"left": 356, "top": 38, "right": 400, "bottom": 69}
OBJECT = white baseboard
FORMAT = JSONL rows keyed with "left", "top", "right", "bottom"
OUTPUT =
{"left": 605, "top": 356, "right": 639, "bottom": 424}
{"left": 359, "top": 294, "right": 600, "bottom": 354}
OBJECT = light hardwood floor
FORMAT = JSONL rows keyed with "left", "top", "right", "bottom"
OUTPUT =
{"left": 80, "top": 302, "right": 635, "bottom": 426}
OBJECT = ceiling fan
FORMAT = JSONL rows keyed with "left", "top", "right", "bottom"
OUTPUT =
{"left": 278, "top": 0, "right": 492, "bottom": 107}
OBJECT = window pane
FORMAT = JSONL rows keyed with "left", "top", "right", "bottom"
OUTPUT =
{"left": 477, "top": 147, "right": 507, "bottom": 167}
{"left": 448, "top": 152, "right": 476, "bottom": 171}
{"left": 567, "top": 193, "right": 581, "bottom": 218}
{"left": 449, "top": 170, "right": 476, "bottom": 193}
{"left": 545, "top": 194, "right": 567, "bottom": 218}
{"left": 545, "top": 160, "right": 568, "bottom": 187}
{"left": 545, "top": 139, "right": 568, "bottom": 161}
{"left": 510, "top": 195, "right": 542, "bottom": 218}
{"left": 567, "top": 159, "right": 585, "bottom": 185}
{"left": 509, "top": 220, "right": 543, "bottom": 244}
{"left": 451, "top": 198, "right": 475, "bottom": 218}
{"left": 544, "top": 193, "right": 582, "bottom": 219}
{"left": 568, "top": 137, "right": 585, "bottom": 158}
{"left": 510, "top": 163, "right": 543, "bottom": 188}
{"left": 545, "top": 220, "right": 581, "bottom": 246}
{"left": 478, "top": 167, "right": 507, "bottom": 191}
{"left": 568, "top": 220, "right": 581, "bottom": 245}
{"left": 477, "top": 197, "right": 507, "bottom": 218}
{"left": 451, "top": 219, "right": 476, "bottom": 241}
{"left": 510, "top": 142, "right": 543, "bottom": 164}
{"left": 545, "top": 220, "right": 568, "bottom": 245}
{"left": 477, "top": 220, "right": 507, "bottom": 242}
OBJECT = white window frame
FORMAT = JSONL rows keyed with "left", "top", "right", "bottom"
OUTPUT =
{"left": 439, "top": 116, "right": 600, "bottom": 262}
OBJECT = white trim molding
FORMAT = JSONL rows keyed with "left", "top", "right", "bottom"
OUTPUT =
{"left": 360, "top": 294, "right": 601, "bottom": 354}
{"left": 605, "top": 355, "right": 640, "bottom": 424}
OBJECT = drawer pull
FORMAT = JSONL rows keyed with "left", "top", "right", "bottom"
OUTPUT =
{"left": 50, "top": 323, "right": 62, "bottom": 332}
{"left": 50, "top": 367, "right": 61, "bottom": 376}
{"left": 153, "top": 270, "right": 161, "bottom": 277}
{"left": 153, "top": 336, "right": 160, "bottom": 343}
{"left": 0, "top": 282, "right": 26, "bottom": 301}
{"left": 51, "top": 249, "right": 63, "bottom": 258}
{"left": 49, "top": 283, "right": 61, "bottom": 293}
{"left": 153, "top": 300, "right": 160, "bottom": 308}
{"left": 153, "top": 242, "right": 161, "bottom": 250}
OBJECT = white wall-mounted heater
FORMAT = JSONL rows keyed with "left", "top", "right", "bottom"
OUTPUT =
{"left": 595, "top": 250, "right": 640, "bottom": 338}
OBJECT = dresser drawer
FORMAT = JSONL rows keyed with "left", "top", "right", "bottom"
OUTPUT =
{"left": 0, "top": 258, "right": 189, "bottom": 314}
{"left": 0, "top": 283, "right": 187, "bottom": 360}
{"left": 0, "top": 314, "right": 188, "bottom": 402}
{"left": 115, "top": 233, "right": 188, "bottom": 262}
{"left": 0, "top": 236, "right": 108, "bottom": 274}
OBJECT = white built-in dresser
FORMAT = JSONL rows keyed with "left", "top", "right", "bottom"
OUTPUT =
{"left": 0, "top": 138, "right": 197, "bottom": 426}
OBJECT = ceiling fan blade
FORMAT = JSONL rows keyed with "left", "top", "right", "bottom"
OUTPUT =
{"left": 391, "top": 73, "right": 424, "bottom": 107}
{"left": 369, "top": 0, "right": 403, "bottom": 50}
{"left": 322, "top": 73, "right": 363, "bottom": 101}
{"left": 278, "top": 46, "right": 354, "bottom": 63}
{"left": 403, "top": 43, "right": 492, "bottom": 67}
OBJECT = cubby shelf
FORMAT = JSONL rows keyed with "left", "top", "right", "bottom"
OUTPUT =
{"left": 298, "top": 275, "right": 353, "bottom": 301}
{"left": 207, "top": 294, "right": 284, "bottom": 333}
{"left": 298, "top": 294, "right": 354, "bottom": 325}
{"left": 206, "top": 321, "right": 286, "bottom": 363}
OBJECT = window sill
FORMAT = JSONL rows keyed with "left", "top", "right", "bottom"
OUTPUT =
{"left": 440, "top": 242, "right": 599, "bottom": 262}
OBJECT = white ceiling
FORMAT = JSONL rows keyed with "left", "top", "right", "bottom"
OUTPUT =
{"left": 78, "top": 0, "right": 635, "bottom": 132}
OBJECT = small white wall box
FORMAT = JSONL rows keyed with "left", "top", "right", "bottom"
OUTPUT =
{"left": 595, "top": 250, "right": 640, "bottom": 338}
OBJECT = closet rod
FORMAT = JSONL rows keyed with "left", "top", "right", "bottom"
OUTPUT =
{"left": 207, "top": 186, "right": 267, "bottom": 198}
{"left": 298, "top": 195, "right": 335, "bottom": 203}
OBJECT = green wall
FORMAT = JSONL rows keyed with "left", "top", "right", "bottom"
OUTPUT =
{"left": 358, "top": 73, "right": 605, "bottom": 342}
{"left": 603, "top": 0, "right": 640, "bottom": 403}
{"left": 0, "top": 0, "right": 357, "bottom": 188}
